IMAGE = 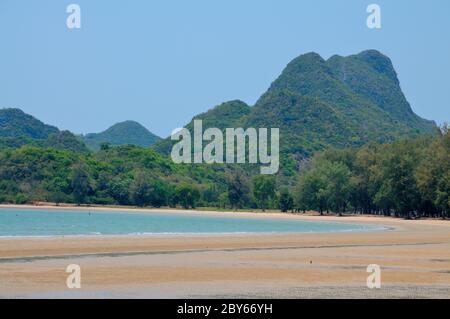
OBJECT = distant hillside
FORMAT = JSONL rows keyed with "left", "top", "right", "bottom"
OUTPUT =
{"left": 0, "top": 108, "right": 58, "bottom": 139}
{"left": 82, "top": 121, "right": 161, "bottom": 151}
{"left": 0, "top": 108, "right": 89, "bottom": 153}
{"left": 44, "top": 131, "right": 90, "bottom": 154}
{"left": 153, "top": 50, "right": 436, "bottom": 159}
{"left": 327, "top": 50, "right": 433, "bottom": 131}
{"left": 249, "top": 50, "right": 435, "bottom": 153}
{"left": 153, "top": 100, "right": 251, "bottom": 154}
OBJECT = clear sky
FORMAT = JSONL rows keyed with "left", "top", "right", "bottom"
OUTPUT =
{"left": 1, "top": 0, "right": 449, "bottom": 137}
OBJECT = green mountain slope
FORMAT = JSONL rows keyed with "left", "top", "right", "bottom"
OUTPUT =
{"left": 0, "top": 108, "right": 58, "bottom": 139}
{"left": 153, "top": 100, "right": 251, "bottom": 154}
{"left": 44, "top": 131, "right": 90, "bottom": 154}
{"left": 153, "top": 50, "right": 435, "bottom": 161}
{"left": 326, "top": 50, "right": 434, "bottom": 131}
{"left": 251, "top": 50, "right": 435, "bottom": 148}
{"left": 82, "top": 121, "right": 161, "bottom": 151}
{"left": 190, "top": 100, "right": 251, "bottom": 129}
{"left": 245, "top": 90, "right": 354, "bottom": 155}
{"left": 0, "top": 108, "right": 89, "bottom": 153}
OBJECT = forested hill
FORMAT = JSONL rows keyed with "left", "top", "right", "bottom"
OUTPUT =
{"left": 153, "top": 100, "right": 251, "bottom": 155}
{"left": 0, "top": 110, "right": 162, "bottom": 153}
{"left": 0, "top": 108, "right": 89, "bottom": 153}
{"left": 153, "top": 50, "right": 436, "bottom": 157}
{"left": 0, "top": 108, "right": 58, "bottom": 139}
{"left": 81, "top": 121, "right": 161, "bottom": 151}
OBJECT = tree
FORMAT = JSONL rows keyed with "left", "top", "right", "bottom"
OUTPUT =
{"left": 109, "top": 176, "right": 132, "bottom": 205}
{"left": 227, "top": 174, "right": 249, "bottom": 209}
{"left": 435, "top": 171, "right": 450, "bottom": 218}
{"left": 176, "top": 183, "right": 200, "bottom": 209}
{"left": 130, "top": 171, "right": 152, "bottom": 207}
{"left": 252, "top": 175, "right": 276, "bottom": 211}
{"left": 373, "top": 143, "right": 421, "bottom": 218}
{"left": 71, "top": 162, "right": 91, "bottom": 205}
{"left": 148, "top": 179, "right": 168, "bottom": 207}
{"left": 433, "top": 128, "right": 450, "bottom": 218}
{"left": 296, "top": 161, "right": 327, "bottom": 214}
{"left": 202, "top": 185, "right": 220, "bottom": 207}
{"left": 100, "top": 143, "right": 111, "bottom": 151}
{"left": 46, "top": 190, "right": 70, "bottom": 205}
{"left": 279, "top": 188, "right": 294, "bottom": 212}
{"left": 218, "top": 192, "right": 229, "bottom": 208}
{"left": 15, "top": 194, "right": 28, "bottom": 204}
{"left": 296, "top": 155, "right": 354, "bottom": 215}
{"left": 166, "top": 184, "right": 178, "bottom": 208}
{"left": 321, "top": 162, "right": 353, "bottom": 215}
{"left": 417, "top": 126, "right": 450, "bottom": 218}
{"left": 351, "top": 145, "right": 378, "bottom": 214}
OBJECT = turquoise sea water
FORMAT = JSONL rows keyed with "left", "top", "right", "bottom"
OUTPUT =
{"left": 0, "top": 208, "right": 385, "bottom": 237}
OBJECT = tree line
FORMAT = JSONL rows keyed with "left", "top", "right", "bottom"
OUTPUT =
{"left": 0, "top": 127, "right": 448, "bottom": 218}
{"left": 295, "top": 126, "right": 450, "bottom": 218}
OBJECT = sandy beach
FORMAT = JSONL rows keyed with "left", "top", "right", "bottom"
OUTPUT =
{"left": 0, "top": 205, "right": 449, "bottom": 298}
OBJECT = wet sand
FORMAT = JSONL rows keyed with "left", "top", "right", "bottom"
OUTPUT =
{"left": 0, "top": 206, "right": 449, "bottom": 298}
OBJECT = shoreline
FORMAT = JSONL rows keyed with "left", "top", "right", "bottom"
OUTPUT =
{"left": 0, "top": 204, "right": 393, "bottom": 239}
{"left": 1, "top": 203, "right": 448, "bottom": 224}
{"left": 0, "top": 227, "right": 393, "bottom": 241}
{"left": 1, "top": 204, "right": 449, "bottom": 298}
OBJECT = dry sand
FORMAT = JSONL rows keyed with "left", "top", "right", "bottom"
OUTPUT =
{"left": 0, "top": 205, "right": 449, "bottom": 298}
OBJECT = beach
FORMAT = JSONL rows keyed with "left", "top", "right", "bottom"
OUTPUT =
{"left": 0, "top": 205, "right": 449, "bottom": 298}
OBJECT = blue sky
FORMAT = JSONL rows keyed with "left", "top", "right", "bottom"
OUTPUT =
{"left": 0, "top": 0, "right": 449, "bottom": 137}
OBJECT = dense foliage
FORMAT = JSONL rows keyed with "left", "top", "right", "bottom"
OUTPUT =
{"left": 152, "top": 50, "right": 436, "bottom": 182}
{"left": 0, "top": 144, "right": 245, "bottom": 209}
{"left": 0, "top": 108, "right": 58, "bottom": 139}
{"left": 0, "top": 108, "right": 89, "bottom": 153}
{"left": 295, "top": 126, "right": 450, "bottom": 218}
{"left": 0, "top": 127, "right": 448, "bottom": 219}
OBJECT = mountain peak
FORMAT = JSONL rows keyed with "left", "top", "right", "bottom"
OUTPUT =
{"left": 357, "top": 49, "right": 389, "bottom": 60}
{"left": 357, "top": 49, "right": 384, "bottom": 56}
{"left": 259, "top": 52, "right": 333, "bottom": 104}
{"left": 107, "top": 120, "right": 146, "bottom": 130}
{"left": 1, "top": 107, "right": 25, "bottom": 115}
{"left": 83, "top": 120, "right": 161, "bottom": 151}
{"left": 355, "top": 49, "right": 398, "bottom": 83}
{"left": 284, "top": 52, "right": 327, "bottom": 71}
{"left": 0, "top": 108, "right": 89, "bottom": 152}
{"left": 0, "top": 107, "right": 59, "bottom": 139}
{"left": 250, "top": 49, "right": 435, "bottom": 156}
{"left": 292, "top": 52, "right": 325, "bottom": 62}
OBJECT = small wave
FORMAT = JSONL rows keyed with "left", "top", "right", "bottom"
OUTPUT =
{"left": 0, "top": 226, "right": 391, "bottom": 239}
